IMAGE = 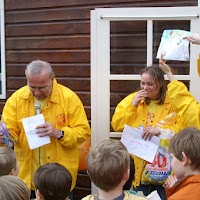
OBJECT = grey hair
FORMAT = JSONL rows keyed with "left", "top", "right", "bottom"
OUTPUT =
{"left": 25, "top": 60, "right": 54, "bottom": 77}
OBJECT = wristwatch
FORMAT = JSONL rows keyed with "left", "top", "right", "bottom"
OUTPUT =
{"left": 58, "top": 130, "right": 64, "bottom": 140}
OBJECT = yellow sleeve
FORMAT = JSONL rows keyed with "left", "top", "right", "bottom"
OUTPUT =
{"left": 59, "top": 92, "right": 91, "bottom": 147}
{"left": 158, "top": 112, "right": 184, "bottom": 134}
{"left": 1, "top": 94, "right": 19, "bottom": 142}
{"left": 111, "top": 93, "right": 138, "bottom": 132}
{"left": 167, "top": 80, "right": 200, "bottom": 128}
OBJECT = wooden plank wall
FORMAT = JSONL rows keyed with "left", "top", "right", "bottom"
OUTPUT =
{"left": 3, "top": 0, "right": 197, "bottom": 199}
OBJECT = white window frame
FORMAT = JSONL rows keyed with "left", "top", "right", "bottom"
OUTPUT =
{"left": 91, "top": 7, "right": 200, "bottom": 138}
{"left": 0, "top": 0, "right": 6, "bottom": 99}
{"left": 91, "top": 5, "right": 200, "bottom": 194}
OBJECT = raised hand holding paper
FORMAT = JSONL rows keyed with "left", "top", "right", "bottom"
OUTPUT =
{"left": 156, "top": 29, "right": 192, "bottom": 61}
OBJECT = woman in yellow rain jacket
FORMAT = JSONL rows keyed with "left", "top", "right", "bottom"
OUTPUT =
{"left": 112, "top": 65, "right": 183, "bottom": 200}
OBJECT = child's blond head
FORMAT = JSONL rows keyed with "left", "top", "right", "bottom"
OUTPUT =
{"left": 86, "top": 138, "right": 130, "bottom": 191}
{"left": 0, "top": 147, "right": 18, "bottom": 176}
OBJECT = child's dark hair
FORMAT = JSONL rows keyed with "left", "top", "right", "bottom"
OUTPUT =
{"left": 34, "top": 163, "right": 72, "bottom": 200}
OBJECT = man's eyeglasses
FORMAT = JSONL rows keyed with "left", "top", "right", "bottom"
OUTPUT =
{"left": 29, "top": 81, "right": 51, "bottom": 92}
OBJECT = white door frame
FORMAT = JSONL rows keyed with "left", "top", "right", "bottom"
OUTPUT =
{"left": 90, "top": 6, "right": 200, "bottom": 193}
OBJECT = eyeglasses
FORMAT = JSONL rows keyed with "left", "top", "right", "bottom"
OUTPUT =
{"left": 29, "top": 81, "right": 51, "bottom": 92}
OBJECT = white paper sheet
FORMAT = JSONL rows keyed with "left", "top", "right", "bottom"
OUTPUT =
{"left": 156, "top": 29, "right": 192, "bottom": 61}
{"left": 146, "top": 190, "right": 161, "bottom": 200}
{"left": 121, "top": 125, "right": 160, "bottom": 163}
{"left": 22, "top": 114, "right": 50, "bottom": 150}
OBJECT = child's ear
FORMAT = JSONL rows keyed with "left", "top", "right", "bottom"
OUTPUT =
{"left": 35, "top": 189, "right": 44, "bottom": 200}
{"left": 182, "top": 152, "right": 191, "bottom": 166}
{"left": 10, "top": 168, "right": 17, "bottom": 176}
{"left": 124, "top": 168, "right": 130, "bottom": 181}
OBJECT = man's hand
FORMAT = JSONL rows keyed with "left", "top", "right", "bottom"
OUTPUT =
{"left": 35, "top": 122, "right": 61, "bottom": 139}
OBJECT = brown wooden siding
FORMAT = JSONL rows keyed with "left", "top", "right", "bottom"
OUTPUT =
{"left": 3, "top": 0, "right": 197, "bottom": 199}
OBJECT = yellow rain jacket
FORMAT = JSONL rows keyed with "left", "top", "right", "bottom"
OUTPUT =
{"left": 1, "top": 79, "right": 91, "bottom": 190}
{"left": 111, "top": 92, "right": 183, "bottom": 187}
{"left": 167, "top": 80, "right": 200, "bottom": 128}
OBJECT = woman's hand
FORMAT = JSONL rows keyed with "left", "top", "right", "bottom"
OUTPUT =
{"left": 132, "top": 90, "right": 148, "bottom": 107}
{"left": 184, "top": 33, "right": 200, "bottom": 45}
{"left": 142, "top": 126, "right": 160, "bottom": 140}
{"left": 159, "top": 55, "right": 175, "bottom": 82}
{"left": 159, "top": 57, "right": 171, "bottom": 74}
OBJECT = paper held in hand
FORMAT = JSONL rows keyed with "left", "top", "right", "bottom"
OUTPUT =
{"left": 121, "top": 125, "right": 160, "bottom": 163}
{"left": 22, "top": 114, "right": 50, "bottom": 150}
{"left": 156, "top": 29, "right": 192, "bottom": 61}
